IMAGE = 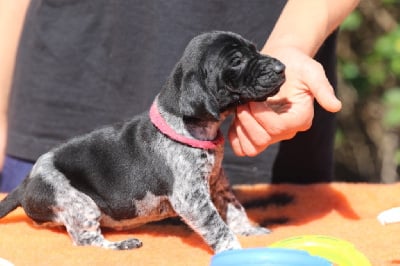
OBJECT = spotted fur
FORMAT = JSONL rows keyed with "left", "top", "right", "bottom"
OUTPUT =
{"left": 0, "top": 31, "right": 285, "bottom": 253}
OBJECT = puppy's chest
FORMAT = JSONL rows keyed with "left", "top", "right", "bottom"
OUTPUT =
{"left": 197, "top": 149, "right": 218, "bottom": 173}
{"left": 167, "top": 146, "right": 223, "bottom": 185}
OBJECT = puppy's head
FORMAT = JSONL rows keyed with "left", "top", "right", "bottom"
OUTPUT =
{"left": 160, "top": 31, "right": 285, "bottom": 121}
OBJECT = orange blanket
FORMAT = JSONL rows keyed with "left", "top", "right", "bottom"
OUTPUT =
{"left": 1, "top": 183, "right": 400, "bottom": 265}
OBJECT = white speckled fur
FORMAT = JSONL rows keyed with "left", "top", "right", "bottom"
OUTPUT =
{"left": 0, "top": 31, "right": 283, "bottom": 253}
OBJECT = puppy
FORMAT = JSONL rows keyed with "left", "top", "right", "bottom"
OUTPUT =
{"left": 0, "top": 31, "right": 285, "bottom": 253}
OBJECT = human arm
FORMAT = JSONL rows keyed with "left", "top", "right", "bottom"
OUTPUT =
{"left": 0, "top": 0, "right": 30, "bottom": 169}
{"left": 229, "top": 0, "right": 360, "bottom": 156}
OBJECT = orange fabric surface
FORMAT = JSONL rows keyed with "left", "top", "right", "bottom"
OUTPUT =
{"left": 1, "top": 183, "right": 400, "bottom": 266}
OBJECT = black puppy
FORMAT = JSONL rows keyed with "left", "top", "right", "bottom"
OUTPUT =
{"left": 0, "top": 31, "right": 285, "bottom": 253}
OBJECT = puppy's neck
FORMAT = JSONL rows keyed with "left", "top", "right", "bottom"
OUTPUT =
{"left": 182, "top": 117, "right": 221, "bottom": 141}
{"left": 150, "top": 97, "right": 224, "bottom": 149}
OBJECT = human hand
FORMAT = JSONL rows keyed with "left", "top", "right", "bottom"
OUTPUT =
{"left": 228, "top": 46, "right": 342, "bottom": 156}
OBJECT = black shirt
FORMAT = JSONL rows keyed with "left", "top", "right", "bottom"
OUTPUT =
{"left": 7, "top": 0, "right": 337, "bottom": 183}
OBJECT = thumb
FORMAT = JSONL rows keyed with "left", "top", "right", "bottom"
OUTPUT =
{"left": 305, "top": 61, "right": 342, "bottom": 113}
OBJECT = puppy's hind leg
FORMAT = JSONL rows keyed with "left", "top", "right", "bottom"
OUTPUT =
{"left": 54, "top": 188, "right": 142, "bottom": 250}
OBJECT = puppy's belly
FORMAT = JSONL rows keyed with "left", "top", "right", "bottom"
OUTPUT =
{"left": 100, "top": 193, "right": 176, "bottom": 230}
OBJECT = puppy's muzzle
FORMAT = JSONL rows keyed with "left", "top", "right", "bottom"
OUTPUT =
{"left": 248, "top": 57, "right": 285, "bottom": 101}
{"left": 271, "top": 61, "right": 285, "bottom": 75}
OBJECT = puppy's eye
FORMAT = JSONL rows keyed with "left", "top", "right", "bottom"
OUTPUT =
{"left": 231, "top": 57, "right": 242, "bottom": 67}
{"left": 230, "top": 52, "right": 244, "bottom": 68}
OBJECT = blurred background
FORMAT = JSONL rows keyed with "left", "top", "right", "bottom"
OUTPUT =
{"left": 335, "top": 0, "right": 399, "bottom": 183}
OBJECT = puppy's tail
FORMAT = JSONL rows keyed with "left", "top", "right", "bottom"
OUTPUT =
{"left": 0, "top": 181, "right": 24, "bottom": 218}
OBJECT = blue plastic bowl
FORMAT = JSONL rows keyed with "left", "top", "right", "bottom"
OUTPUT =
{"left": 210, "top": 247, "right": 332, "bottom": 266}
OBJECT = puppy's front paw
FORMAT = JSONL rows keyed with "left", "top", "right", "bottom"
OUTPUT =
{"left": 234, "top": 225, "right": 271, "bottom": 236}
{"left": 113, "top": 238, "right": 143, "bottom": 250}
{"left": 225, "top": 204, "right": 270, "bottom": 236}
{"left": 214, "top": 238, "right": 241, "bottom": 254}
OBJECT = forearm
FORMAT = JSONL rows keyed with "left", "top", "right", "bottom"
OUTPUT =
{"left": 230, "top": 0, "right": 355, "bottom": 156}
{"left": 263, "top": 0, "right": 360, "bottom": 56}
{"left": 0, "top": 0, "right": 30, "bottom": 169}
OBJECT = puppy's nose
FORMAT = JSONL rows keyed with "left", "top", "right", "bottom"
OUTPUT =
{"left": 272, "top": 62, "right": 285, "bottom": 74}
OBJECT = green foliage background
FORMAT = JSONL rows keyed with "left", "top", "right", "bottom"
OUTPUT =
{"left": 335, "top": 0, "right": 400, "bottom": 182}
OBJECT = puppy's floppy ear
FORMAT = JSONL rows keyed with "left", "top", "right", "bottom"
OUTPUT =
{"left": 179, "top": 72, "right": 220, "bottom": 121}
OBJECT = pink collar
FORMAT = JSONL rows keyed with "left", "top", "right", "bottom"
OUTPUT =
{"left": 149, "top": 101, "right": 224, "bottom": 150}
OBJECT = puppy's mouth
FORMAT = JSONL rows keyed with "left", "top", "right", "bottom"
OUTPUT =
{"left": 252, "top": 77, "right": 285, "bottom": 101}
{"left": 237, "top": 70, "right": 285, "bottom": 102}
{"left": 222, "top": 77, "right": 285, "bottom": 109}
